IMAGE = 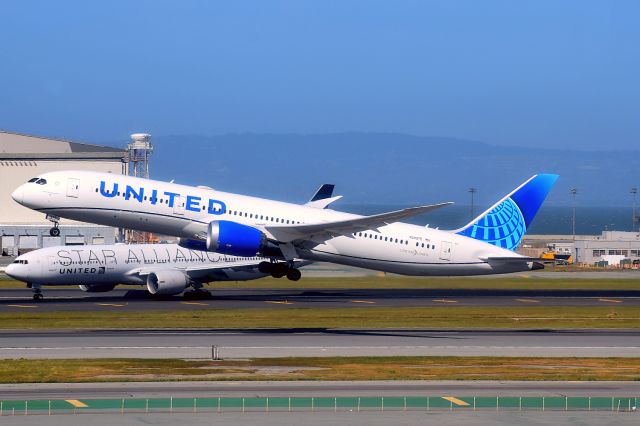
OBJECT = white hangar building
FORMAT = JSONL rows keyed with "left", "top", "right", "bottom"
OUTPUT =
{"left": 0, "top": 131, "right": 128, "bottom": 256}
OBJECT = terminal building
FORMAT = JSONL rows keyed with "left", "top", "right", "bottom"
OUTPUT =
{"left": 522, "top": 231, "right": 640, "bottom": 266}
{"left": 0, "top": 131, "right": 128, "bottom": 256}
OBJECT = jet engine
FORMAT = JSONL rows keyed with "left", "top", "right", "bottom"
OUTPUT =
{"left": 177, "top": 237, "right": 207, "bottom": 251}
{"left": 146, "top": 270, "right": 190, "bottom": 295}
{"left": 207, "top": 220, "right": 280, "bottom": 257}
{"left": 79, "top": 284, "right": 117, "bottom": 293}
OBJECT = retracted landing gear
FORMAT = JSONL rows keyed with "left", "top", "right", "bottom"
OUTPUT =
{"left": 258, "top": 261, "right": 302, "bottom": 281}
{"left": 46, "top": 214, "right": 60, "bottom": 237}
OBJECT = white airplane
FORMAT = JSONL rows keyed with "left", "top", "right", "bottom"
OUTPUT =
{"left": 11, "top": 171, "right": 558, "bottom": 278}
{"left": 5, "top": 243, "right": 289, "bottom": 300}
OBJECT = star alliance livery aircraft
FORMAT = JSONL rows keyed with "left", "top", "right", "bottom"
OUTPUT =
{"left": 11, "top": 171, "right": 558, "bottom": 278}
{"left": 6, "top": 243, "right": 283, "bottom": 300}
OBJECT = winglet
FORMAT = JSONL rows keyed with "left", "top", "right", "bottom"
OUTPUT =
{"left": 306, "top": 184, "right": 343, "bottom": 209}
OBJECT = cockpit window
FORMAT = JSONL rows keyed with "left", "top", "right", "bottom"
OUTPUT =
{"left": 36, "top": 179, "right": 47, "bottom": 185}
{"left": 28, "top": 178, "right": 39, "bottom": 183}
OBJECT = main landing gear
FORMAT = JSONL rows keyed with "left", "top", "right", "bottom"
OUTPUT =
{"left": 258, "top": 261, "right": 302, "bottom": 281}
{"left": 46, "top": 214, "right": 60, "bottom": 237}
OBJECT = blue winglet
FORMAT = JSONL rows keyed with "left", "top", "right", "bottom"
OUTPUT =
{"left": 456, "top": 174, "right": 559, "bottom": 250}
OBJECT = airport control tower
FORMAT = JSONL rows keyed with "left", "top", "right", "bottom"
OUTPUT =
{"left": 125, "top": 133, "right": 154, "bottom": 243}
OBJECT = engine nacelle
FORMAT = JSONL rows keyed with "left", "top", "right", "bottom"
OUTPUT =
{"left": 146, "top": 270, "right": 189, "bottom": 295}
{"left": 177, "top": 238, "right": 207, "bottom": 251}
{"left": 207, "top": 220, "right": 268, "bottom": 257}
{"left": 79, "top": 284, "right": 117, "bottom": 293}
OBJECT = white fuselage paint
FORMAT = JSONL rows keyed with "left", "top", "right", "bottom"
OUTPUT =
{"left": 12, "top": 171, "right": 532, "bottom": 276}
{"left": 5, "top": 244, "right": 269, "bottom": 286}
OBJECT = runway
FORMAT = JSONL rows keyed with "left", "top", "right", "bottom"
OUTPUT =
{"left": 1, "top": 287, "right": 640, "bottom": 311}
{"left": 1, "top": 328, "right": 638, "bottom": 359}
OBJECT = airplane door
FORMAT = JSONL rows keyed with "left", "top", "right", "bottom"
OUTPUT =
{"left": 173, "top": 196, "right": 186, "bottom": 215}
{"left": 66, "top": 178, "right": 80, "bottom": 198}
{"left": 439, "top": 241, "right": 452, "bottom": 261}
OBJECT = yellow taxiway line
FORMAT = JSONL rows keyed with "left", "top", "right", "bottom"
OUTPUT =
{"left": 265, "top": 301, "right": 294, "bottom": 305}
{"left": 599, "top": 298, "right": 622, "bottom": 303}
{"left": 6, "top": 304, "right": 37, "bottom": 308}
{"left": 442, "top": 396, "right": 469, "bottom": 406}
{"left": 432, "top": 299, "right": 458, "bottom": 303}
{"left": 96, "top": 303, "right": 126, "bottom": 307}
{"left": 350, "top": 300, "right": 376, "bottom": 304}
{"left": 180, "top": 301, "right": 209, "bottom": 306}
{"left": 515, "top": 298, "right": 540, "bottom": 303}
{"left": 65, "top": 399, "right": 88, "bottom": 408}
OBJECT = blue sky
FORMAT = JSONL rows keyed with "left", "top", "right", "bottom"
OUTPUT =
{"left": 1, "top": 0, "right": 638, "bottom": 150}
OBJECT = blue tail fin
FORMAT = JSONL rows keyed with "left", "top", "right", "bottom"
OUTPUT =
{"left": 455, "top": 174, "right": 559, "bottom": 250}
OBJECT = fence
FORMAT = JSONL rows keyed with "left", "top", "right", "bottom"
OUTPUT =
{"left": 0, "top": 396, "right": 637, "bottom": 416}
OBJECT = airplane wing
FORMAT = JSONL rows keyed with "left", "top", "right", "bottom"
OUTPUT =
{"left": 127, "top": 258, "right": 265, "bottom": 277}
{"left": 264, "top": 202, "right": 453, "bottom": 243}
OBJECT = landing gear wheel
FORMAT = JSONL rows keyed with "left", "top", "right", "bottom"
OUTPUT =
{"left": 183, "top": 290, "right": 212, "bottom": 300}
{"left": 32, "top": 288, "right": 43, "bottom": 301}
{"left": 49, "top": 227, "right": 60, "bottom": 237}
{"left": 286, "top": 268, "right": 302, "bottom": 282}
{"left": 270, "top": 263, "right": 288, "bottom": 279}
{"left": 258, "top": 261, "right": 272, "bottom": 274}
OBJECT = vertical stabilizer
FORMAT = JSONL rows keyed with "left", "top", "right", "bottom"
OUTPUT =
{"left": 455, "top": 174, "right": 559, "bottom": 250}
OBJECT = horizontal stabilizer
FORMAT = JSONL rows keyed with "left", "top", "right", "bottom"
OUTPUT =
{"left": 481, "top": 256, "right": 542, "bottom": 263}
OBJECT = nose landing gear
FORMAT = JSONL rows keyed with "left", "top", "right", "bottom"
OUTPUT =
{"left": 46, "top": 214, "right": 61, "bottom": 237}
{"left": 31, "top": 284, "right": 43, "bottom": 301}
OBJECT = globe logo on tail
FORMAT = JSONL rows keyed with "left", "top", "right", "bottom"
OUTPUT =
{"left": 457, "top": 197, "right": 526, "bottom": 250}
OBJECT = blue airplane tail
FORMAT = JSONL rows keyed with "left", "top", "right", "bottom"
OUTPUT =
{"left": 455, "top": 174, "right": 559, "bottom": 251}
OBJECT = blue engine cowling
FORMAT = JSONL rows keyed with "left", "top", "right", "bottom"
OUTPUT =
{"left": 206, "top": 220, "right": 267, "bottom": 257}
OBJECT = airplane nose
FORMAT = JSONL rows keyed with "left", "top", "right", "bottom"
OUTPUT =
{"left": 5, "top": 264, "right": 27, "bottom": 282}
{"left": 11, "top": 186, "right": 24, "bottom": 204}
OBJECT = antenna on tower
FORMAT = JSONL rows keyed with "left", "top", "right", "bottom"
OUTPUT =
{"left": 125, "top": 133, "right": 154, "bottom": 243}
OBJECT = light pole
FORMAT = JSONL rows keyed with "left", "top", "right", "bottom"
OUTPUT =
{"left": 468, "top": 187, "right": 476, "bottom": 221}
{"left": 570, "top": 188, "right": 578, "bottom": 263}
{"left": 631, "top": 187, "right": 638, "bottom": 232}
{"left": 570, "top": 188, "right": 578, "bottom": 239}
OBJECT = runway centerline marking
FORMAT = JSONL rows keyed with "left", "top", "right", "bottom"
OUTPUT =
{"left": 6, "top": 304, "right": 37, "bottom": 308}
{"left": 65, "top": 399, "right": 88, "bottom": 408}
{"left": 442, "top": 397, "right": 469, "bottom": 406}
{"left": 599, "top": 298, "right": 622, "bottom": 303}
{"left": 96, "top": 303, "right": 125, "bottom": 307}
{"left": 265, "top": 301, "right": 293, "bottom": 305}
{"left": 515, "top": 298, "right": 540, "bottom": 303}
{"left": 350, "top": 300, "right": 376, "bottom": 304}
{"left": 432, "top": 299, "right": 458, "bottom": 303}
{"left": 180, "top": 302, "right": 209, "bottom": 306}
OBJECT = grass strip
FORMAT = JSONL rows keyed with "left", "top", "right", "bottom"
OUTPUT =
{"left": 0, "top": 276, "right": 639, "bottom": 290}
{"left": 1, "top": 356, "right": 639, "bottom": 383}
{"left": 0, "top": 306, "right": 637, "bottom": 329}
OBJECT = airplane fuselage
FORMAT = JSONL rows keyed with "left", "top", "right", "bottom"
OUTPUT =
{"left": 12, "top": 171, "right": 533, "bottom": 276}
{"left": 6, "top": 243, "right": 270, "bottom": 286}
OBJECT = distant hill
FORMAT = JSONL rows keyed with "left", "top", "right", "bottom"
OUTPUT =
{"left": 147, "top": 133, "right": 639, "bottom": 207}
